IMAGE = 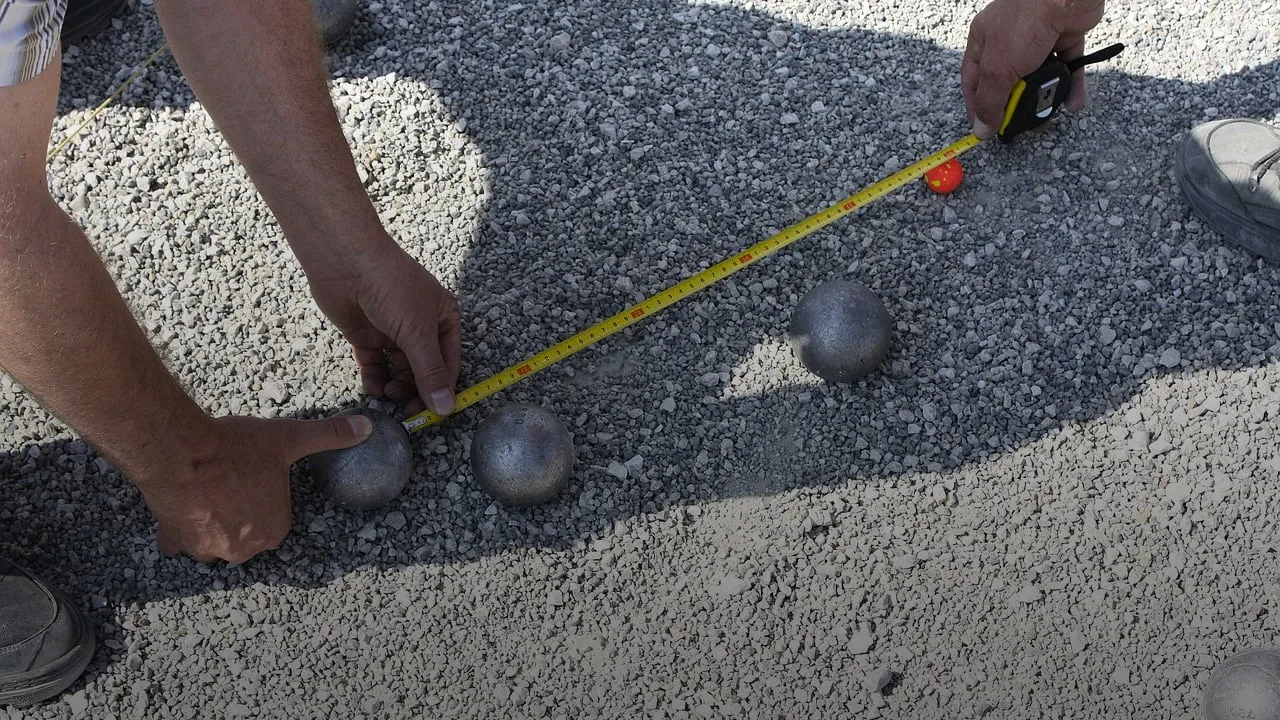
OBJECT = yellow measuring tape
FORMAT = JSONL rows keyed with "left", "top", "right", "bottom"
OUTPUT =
{"left": 47, "top": 42, "right": 171, "bottom": 162}
{"left": 403, "top": 133, "right": 984, "bottom": 432}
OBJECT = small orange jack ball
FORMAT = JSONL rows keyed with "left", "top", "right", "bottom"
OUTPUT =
{"left": 924, "top": 158, "right": 964, "bottom": 194}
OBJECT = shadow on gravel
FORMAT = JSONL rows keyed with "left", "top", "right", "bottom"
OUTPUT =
{"left": 10, "top": 0, "right": 1280, "bottom": 679}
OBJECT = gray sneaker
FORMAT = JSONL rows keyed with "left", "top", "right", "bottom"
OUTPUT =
{"left": 1176, "top": 119, "right": 1280, "bottom": 264}
{"left": 0, "top": 558, "right": 95, "bottom": 707}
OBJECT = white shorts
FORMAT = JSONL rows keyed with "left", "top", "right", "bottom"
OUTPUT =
{"left": 0, "top": 0, "right": 67, "bottom": 87}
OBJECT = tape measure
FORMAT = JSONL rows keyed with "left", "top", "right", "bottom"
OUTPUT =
{"left": 997, "top": 42, "right": 1124, "bottom": 142}
{"left": 402, "top": 134, "right": 980, "bottom": 431}
{"left": 402, "top": 43, "right": 1125, "bottom": 433}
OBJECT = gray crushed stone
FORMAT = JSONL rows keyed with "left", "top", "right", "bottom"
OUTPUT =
{"left": 3, "top": 0, "right": 1278, "bottom": 717}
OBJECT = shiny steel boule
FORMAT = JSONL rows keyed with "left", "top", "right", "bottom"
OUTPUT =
{"left": 309, "top": 407, "right": 413, "bottom": 511}
{"left": 787, "top": 280, "right": 893, "bottom": 383}
{"left": 1204, "top": 648, "right": 1280, "bottom": 720}
{"left": 471, "top": 404, "right": 574, "bottom": 507}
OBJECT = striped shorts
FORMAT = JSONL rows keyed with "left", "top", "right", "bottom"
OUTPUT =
{"left": 0, "top": 0, "right": 67, "bottom": 87}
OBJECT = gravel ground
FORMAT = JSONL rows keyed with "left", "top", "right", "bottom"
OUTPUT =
{"left": 4, "top": 0, "right": 1280, "bottom": 717}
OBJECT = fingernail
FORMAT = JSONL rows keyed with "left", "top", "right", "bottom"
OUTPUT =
{"left": 430, "top": 389, "right": 455, "bottom": 415}
{"left": 972, "top": 118, "right": 993, "bottom": 139}
{"left": 347, "top": 415, "right": 374, "bottom": 439}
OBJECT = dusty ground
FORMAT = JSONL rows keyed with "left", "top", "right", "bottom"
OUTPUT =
{"left": 3, "top": 0, "right": 1280, "bottom": 717}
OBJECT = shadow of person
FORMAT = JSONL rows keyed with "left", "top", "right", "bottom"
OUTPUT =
{"left": 16, "top": 0, "right": 1280, "bottom": 640}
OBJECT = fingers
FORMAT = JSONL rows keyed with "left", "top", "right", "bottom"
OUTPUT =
{"left": 438, "top": 306, "right": 463, "bottom": 387}
{"left": 157, "top": 523, "right": 181, "bottom": 557}
{"left": 960, "top": 16, "right": 985, "bottom": 127}
{"left": 383, "top": 350, "right": 417, "bottom": 404}
{"left": 399, "top": 309, "right": 462, "bottom": 417}
{"left": 1055, "top": 34, "right": 1090, "bottom": 112}
{"left": 353, "top": 345, "right": 392, "bottom": 396}
{"left": 282, "top": 413, "right": 375, "bottom": 461}
{"left": 963, "top": 8, "right": 1022, "bottom": 137}
{"left": 386, "top": 287, "right": 462, "bottom": 416}
{"left": 157, "top": 524, "right": 219, "bottom": 563}
{"left": 1065, "top": 69, "right": 1088, "bottom": 112}
{"left": 400, "top": 315, "right": 457, "bottom": 416}
{"left": 972, "top": 58, "right": 1022, "bottom": 138}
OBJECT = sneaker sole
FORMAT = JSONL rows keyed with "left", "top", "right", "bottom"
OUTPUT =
{"left": 1175, "top": 135, "right": 1280, "bottom": 265}
{"left": 0, "top": 585, "right": 95, "bottom": 708}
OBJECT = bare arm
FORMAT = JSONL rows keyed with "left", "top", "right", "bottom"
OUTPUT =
{"left": 1, "top": 60, "right": 372, "bottom": 565}
{"left": 152, "top": 0, "right": 375, "bottom": 271}
{"left": 153, "top": 0, "right": 462, "bottom": 416}
{"left": 0, "top": 61, "right": 213, "bottom": 491}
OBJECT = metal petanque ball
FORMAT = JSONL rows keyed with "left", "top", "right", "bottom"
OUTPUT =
{"left": 787, "top": 280, "right": 893, "bottom": 383}
{"left": 1204, "top": 648, "right": 1280, "bottom": 720}
{"left": 309, "top": 407, "right": 413, "bottom": 511}
{"left": 471, "top": 404, "right": 574, "bottom": 507}
{"left": 312, "top": 0, "right": 359, "bottom": 45}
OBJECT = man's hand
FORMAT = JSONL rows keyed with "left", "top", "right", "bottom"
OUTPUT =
{"left": 962, "top": 0, "right": 1106, "bottom": 138}
{"left": 155, "top": 0, "right": 465, "bottom": 417}
{"left": 308, "top": 239, "right": 462, "bottom": 417}
{"left": 144, "top": 413, "right": 374, "bottom": 564}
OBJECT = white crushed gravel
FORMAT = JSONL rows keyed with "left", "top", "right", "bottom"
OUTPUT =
{"left": 3, "top": 0, "right": 1279, "bottom": 717}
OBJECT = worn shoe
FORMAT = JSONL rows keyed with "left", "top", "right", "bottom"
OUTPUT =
{"left": 0, "top": 558, "right": 95, "bottom": 707}
{"left": 1176, "top": 118, "right": 1280, "bottom": 264}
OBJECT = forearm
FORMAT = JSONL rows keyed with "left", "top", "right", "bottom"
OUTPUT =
{"left": 0, "top": 197, "right": 213, "bottom": 490}
{"left": 154, "top": 0, "right": 386, "bottom": 277}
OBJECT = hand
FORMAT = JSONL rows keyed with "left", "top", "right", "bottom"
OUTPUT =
{"left": 962, "top": 0, "right": 1106, "bottom": 138}
{"left": 308, "top": 238, "right": 462, "bottom": 417}
{"left": 143, "top": 413, "right": 374, "bottom": 564}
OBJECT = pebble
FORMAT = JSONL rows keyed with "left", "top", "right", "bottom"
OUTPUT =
{"left": 260, "top": 381, "right": 287, "bottom": 404}
{"left": 384, "top": 511, "right": 407, "bottom": 531}
{"left": 549, "top": 32, "right": 571, "bottom": 51}
{"left": 867, "top": 667, "right": 895, "bottom": 693}
{"left": 850, "top": 625, "right": 876, "bottom": 654}
{"left": 1011, "top": 586, "right": 1042, "bottom": 604}
{"left": 710, "top": 574, "right": 748, "bottom": 596}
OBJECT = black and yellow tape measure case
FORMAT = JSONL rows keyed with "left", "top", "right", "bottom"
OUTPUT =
{"left": 998, "top": 42, "right": 1125, "bottom": 142}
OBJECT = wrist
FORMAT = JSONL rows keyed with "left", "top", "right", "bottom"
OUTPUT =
{"left": 285, "top": 205, "right": 401, "bottom": 280}
{"left": 120, "top": 403, "right": 220, "bottom": 500}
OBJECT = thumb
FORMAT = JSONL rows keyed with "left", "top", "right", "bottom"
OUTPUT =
{"left": 284, "top": 413, "right": 375, "bottom": 461}
{"left": 402, "top": 319, "right": 457, "bottom": 416}
{"left": 1055, "top": 35, "right": 1090, "bottom": 112}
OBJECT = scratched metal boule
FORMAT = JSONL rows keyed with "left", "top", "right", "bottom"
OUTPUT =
{"left": 470, "top": 404, "right": 574, "bottom": 507}
{"left": 787, "top": 280, "right": 893, "bottom": 383}
{"left": 311, "top": 0, "right": 359, "bottom": 45}
{"left": 1204, "top": 649, "right": 1280, "bottom": 720}
{"left": 309, "top": 407, "right": 413, "bottom": 511}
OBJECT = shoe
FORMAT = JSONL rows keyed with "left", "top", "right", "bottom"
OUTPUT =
{"left": 1175, "top": 118, "right": 1280, "bottom": 264}
{"left": 0, "top": 558, "right": 95, "bottom": 707}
